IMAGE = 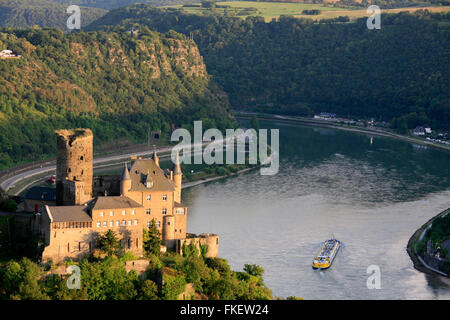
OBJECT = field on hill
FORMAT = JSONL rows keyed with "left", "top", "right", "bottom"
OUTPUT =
{"left": 166, "top": 1, "right": 450, "bottom": 21}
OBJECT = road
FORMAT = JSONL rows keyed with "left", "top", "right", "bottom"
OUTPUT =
{"left": 0, "top": 135, "right": 241, "bottom": 195}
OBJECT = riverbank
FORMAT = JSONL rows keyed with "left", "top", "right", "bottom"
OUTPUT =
{"left": 407, "top": 208, "right": 450, "bottom": 278}
{"left": 234, "top": 112, "right": 450, "bottom": 153}
{"left": 183, "top": 165, "right": 259, "bottom": 189}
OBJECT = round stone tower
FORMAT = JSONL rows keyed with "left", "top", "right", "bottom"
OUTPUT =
{"left": 55, "top": 128, "right": 93, "bottom": 205}
{"left": 162, "top": 215, "right": 176, "bottom": 250}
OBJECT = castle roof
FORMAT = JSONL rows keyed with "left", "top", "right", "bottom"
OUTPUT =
{"left": 89, "top": 195, "right": 143, "bottom": 210}
{"left": 46, "top": 205, "right": 92, "bottom": 222}
{"left": 121, "top": 163, "right": 131, "bottom": 181}
{"left": 129, "top": 158, "right": 175, "bottom": 192}
{"left": 174, "top": 201, "right": 185, "bottom": 208}
{"left": 173, "top": 153, "right": 182, "bottom": 175}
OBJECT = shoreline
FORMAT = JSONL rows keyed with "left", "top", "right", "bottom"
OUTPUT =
{"left": 182, "top": 165, "right": 258, "bottom": 190}
{"left": 234, "top": 112, "right": 450, "bottom": 153}
{"left": 406, "top": 208, "right": 450, "bottom": 278}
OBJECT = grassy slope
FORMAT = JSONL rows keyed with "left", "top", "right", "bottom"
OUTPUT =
{"left": 166, "top": 1, "right": 450, "bottom": 21}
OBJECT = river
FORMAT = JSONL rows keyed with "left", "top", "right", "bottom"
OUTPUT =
{"left": 181, "top": 120, "right": 450, "bottom": 299}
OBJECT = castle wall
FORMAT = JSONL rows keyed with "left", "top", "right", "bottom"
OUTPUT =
{"left": 178, "top": 234, "right": 219, "bottom": 258}
{"left": 91, "top": 207, "right": 144, "bottom": 257}
{"left": 41, "top": 225, "right": 93, "bottom": 263}
{"left": 126, "top": 190, "right": 180, "bottom": 237}
{"left": 55, "top": 129, "right": 93, "bottom": 205}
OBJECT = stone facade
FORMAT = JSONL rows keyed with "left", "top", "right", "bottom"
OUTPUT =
{"left": 178, "top": 233, "right": 219, "bottom": 258}
{"left": 39, "top": 129, "right": 219, "bottom": 263}
{"left": 55, "top": 129, "right": 93, "bottom": 206}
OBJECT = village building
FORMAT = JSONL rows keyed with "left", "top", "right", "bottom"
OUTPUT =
{"left": 39, "top": 128, "right": 218, "bottom": 263}
{"left": 0, "top": 49, "right": 21, "bottom": 59}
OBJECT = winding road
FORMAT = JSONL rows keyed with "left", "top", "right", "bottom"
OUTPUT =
{"left": 0, "top": 134, "right": 244, "bottom": 195}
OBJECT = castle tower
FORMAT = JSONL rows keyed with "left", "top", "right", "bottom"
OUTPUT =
{"left": 120, "top": 162, "right": 131, "bottom": 197}
{"left": 152, "top": 146, "right": 159, "bottom": 167}
{"left": 162, "top": 215, "right": 176, "bottom": 250}
{"left": 173, "top": 153, "right": 182, "bottom": 203}
{"left": 55, "top": 129, "right": 93, "bottom": 205}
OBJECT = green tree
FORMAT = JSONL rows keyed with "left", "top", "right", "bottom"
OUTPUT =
{"left": 138, "top": 279, "right": 159, "bottom": 300}
{"left": 97, "top": 229, "right": 122, "bottom": 257}
{"left": 143, "top": 219, "right": 162, "bottom": 256}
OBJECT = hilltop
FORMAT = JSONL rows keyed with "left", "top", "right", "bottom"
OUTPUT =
{"left": 0, "top": 0, "right": 107, "bottom": 29}
{"left": 0, "top": 26, "right": 234, "bottom": 169}
{"left": 89, "top": 5, "right": 450, "bottom": 131}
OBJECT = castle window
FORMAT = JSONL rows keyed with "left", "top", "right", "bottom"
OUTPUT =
{"left": 146, "top": 221, "right": 150, "bottom": 228}
{"left": 180, "top": 229, "right": 182, "bottom": 233}
{"left": 127, "top": 238, "right": 131, "bottom": 249}
{"left": 146, "top": 209, "right": 151, "bottom": 215}
{"left": 68, "top": 243, "right": 70, "bottom": 252}
{"left": 176, "top": 208, "right": 184, "bottom": 215}
{"left": 100, "top": 211, "right": 104, "bottom": 217}
{"left": 162, "top": 208, "right": 167, "bottom": 215}
{"left": 131, "top": 210, "right": 135, "bottom": 215}
{"left": 157, "top": 221, "right": 161, "bottom": 228}
{"left": 136, "top": 238, "right": 139, "bottom": 248}
{"left": 162, "top": 194, "right": 167, "bottom": 201}
{"left": 80, "top": 156, "right": 84, "bottom": 160}
{"left": 97, "top": 222, "right": 101, "bottom": 228}
{"left": 134, "top": 219, "right": 138, "bottom": 226}
{"left": 122, "top": 220, "right": 126, "bottom": 226}
{"left": 128, "top": 220, "right": 132, "bottom": 226}
{"left": 103, "top": 221, "right": 107, "bottom": 227}
{"left": 116, "top": 221, "right": 119, "bottom": 226}
{"left": 122, "top": 210, "right": 126, "bottom": 215}
{"left": 110, "top": 211, "right": 114, "bottom": 216}
{"left": 109, "top": 221, "right": 113, "bottom": 227}
{"left": 147, "top": 195, "right": 151, "bottom": 201}
{"left": 79, "top": 242, "right": 81, "bottom": 251}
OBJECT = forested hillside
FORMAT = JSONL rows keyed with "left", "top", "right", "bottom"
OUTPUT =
{"left": 0, "top": 0, "right": 107, "bottom": 29}
{"left": 89, "top": 6, "right": 450, "bottom": 130}
{"left": 0, "top": 26, "right": 234, "bottom": 169}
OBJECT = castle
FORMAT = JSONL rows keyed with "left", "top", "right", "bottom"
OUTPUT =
{"left": 40, "top": 128, "right": 218, "bottom": 263}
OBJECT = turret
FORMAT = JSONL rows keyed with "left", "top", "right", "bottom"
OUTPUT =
{"left": 152, "top": 146, "right": 159, "bottom": 167}
{"left": 162, "top": 215, "right": 176, "bottom": 250}
{"left": 120, "top": 162, "right": 131, "bottom": 197}
{"left": 173, "top": 153, "right": 182, "bottom": 203}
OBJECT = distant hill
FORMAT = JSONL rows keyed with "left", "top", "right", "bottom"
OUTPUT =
{"left": 0, "top": 26, "right": 234, "bottom": 169}
{"left": 0, "top": 0, "right": 107, "bottom": 29}
{"left": 88, "top": 5, "right": 450, "bottom": 131}
{"left": 50, "top": 0, "right": 199, "bottom": 9}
